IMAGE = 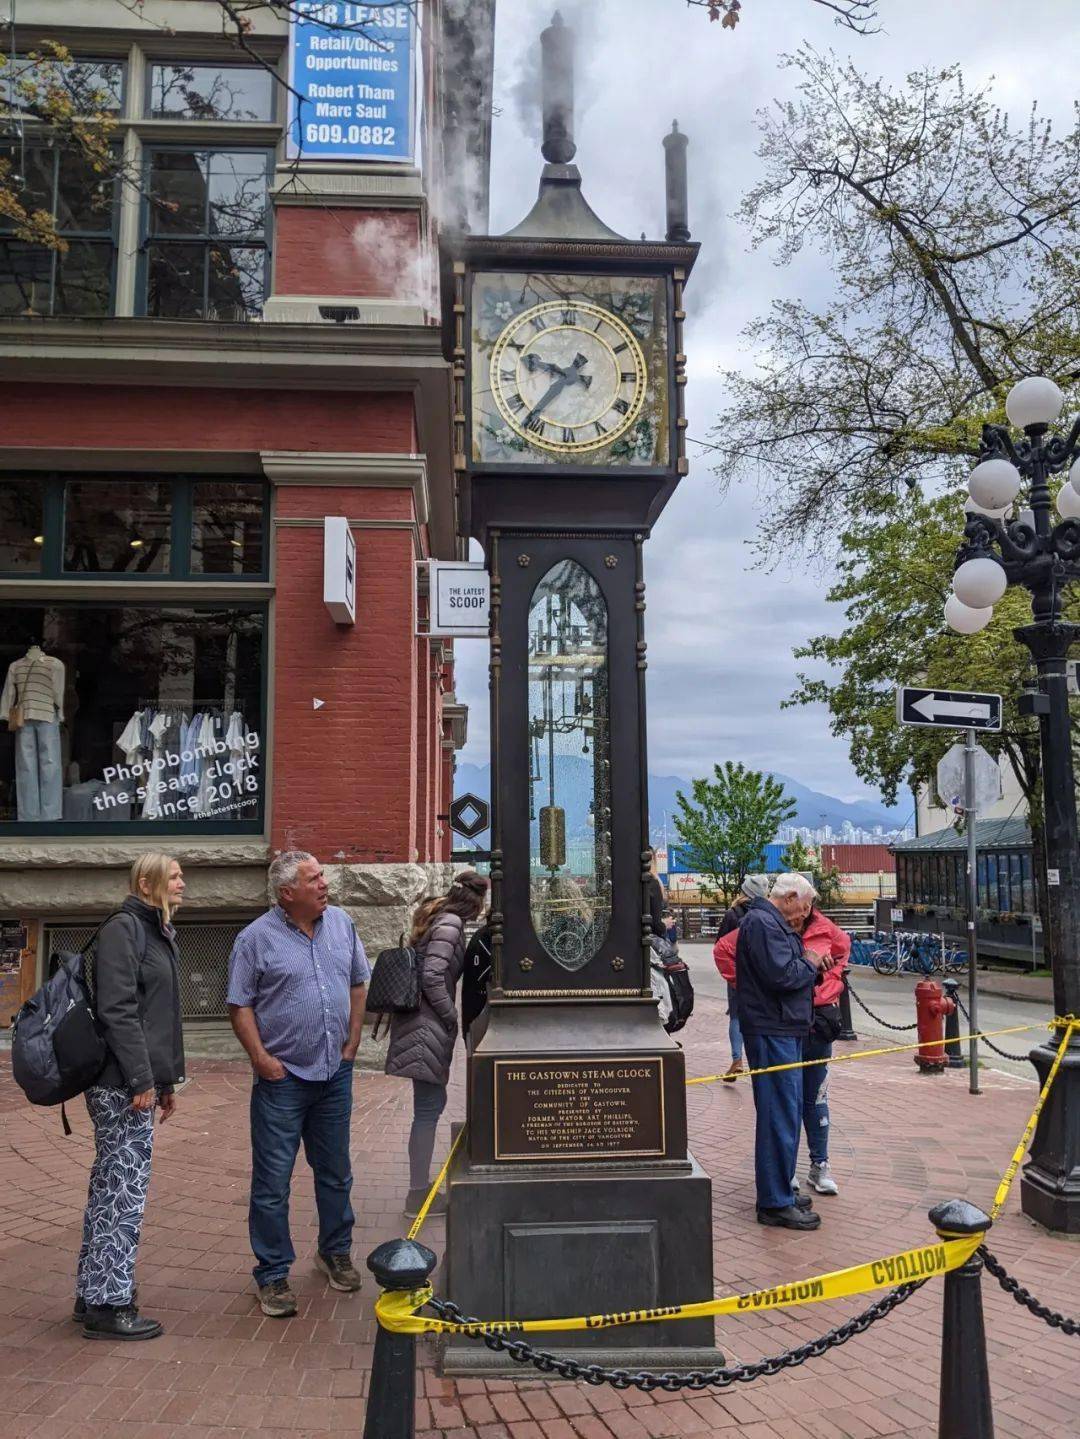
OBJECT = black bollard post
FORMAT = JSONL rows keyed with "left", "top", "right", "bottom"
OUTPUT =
{"left": 928, "top": 1200, "right": 994, "bottom": 1439}
{"left": 363, "top": 1237, "right": 438, "bottom": 1439}
{"left": 838, "top": 970, "right": 857, "bottom": 1042}
{"left": 942, "top": 980, "right": 965, "bottom": 1068}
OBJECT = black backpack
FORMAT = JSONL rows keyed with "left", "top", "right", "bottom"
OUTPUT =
{"left": 11, "top": 911, "right": 143, "bottom": 1129}
{"left": 366, "top": 937, "right": 422, "bottom": 1038}
{"left": 649, "top": 935, "right": 695, "bottom": 1034}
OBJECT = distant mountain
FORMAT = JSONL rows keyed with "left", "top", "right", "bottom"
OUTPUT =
{"left": 451, "top": 762, "right": 899, "bottom": 849}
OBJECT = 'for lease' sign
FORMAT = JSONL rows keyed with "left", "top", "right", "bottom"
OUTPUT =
{"left": 287, "top": 3, "right": 415, "bottom": 163}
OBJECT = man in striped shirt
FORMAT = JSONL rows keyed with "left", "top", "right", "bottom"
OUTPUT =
{"left": 227, "top": 851, "right": 370, "bottom": 1318}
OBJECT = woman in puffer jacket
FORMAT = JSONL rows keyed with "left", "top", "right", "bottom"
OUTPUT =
{"left": 386, "top": 870, "right": 489, "bottom": 1219}
{"left": 714, "top": 898, "right": 850, "bottom": 1195}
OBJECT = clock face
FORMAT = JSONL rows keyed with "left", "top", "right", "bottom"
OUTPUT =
{"left": 470, "top": 272, "right": 670, "bottom": 469}
{"left": 489, "top": 300, "right": 647, "bottom": 455}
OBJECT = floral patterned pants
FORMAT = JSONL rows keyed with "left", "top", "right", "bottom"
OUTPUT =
{"left": 76, "top": 1087, "right": 155, "bottom": 1308}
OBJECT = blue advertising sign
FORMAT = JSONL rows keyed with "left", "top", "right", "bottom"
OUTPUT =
{"left": 287, "top": 2, "right": 415, "bottom": 163}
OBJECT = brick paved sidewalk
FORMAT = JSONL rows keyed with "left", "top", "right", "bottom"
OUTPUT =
{"left": 1, "top": 996, "right": 1077, "bottom": 1439}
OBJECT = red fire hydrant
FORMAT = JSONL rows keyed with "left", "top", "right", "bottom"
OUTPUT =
{"left": 915, "top": 979, "right": 956, "bottom": 1072}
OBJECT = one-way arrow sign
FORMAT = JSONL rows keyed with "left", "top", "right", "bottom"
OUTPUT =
{"left": 897, "top": 686, "right": 1002, "bottom": 731}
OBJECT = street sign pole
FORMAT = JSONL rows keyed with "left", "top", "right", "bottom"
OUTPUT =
{"left": 964, "top": 728, "right": 980, "bottom": 1097}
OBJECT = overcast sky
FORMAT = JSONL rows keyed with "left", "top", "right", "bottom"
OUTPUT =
{"left": 452, "top": 0, "right": 1080, "bottom": 804}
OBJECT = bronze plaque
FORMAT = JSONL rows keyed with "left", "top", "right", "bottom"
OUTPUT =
{"left": 494, "top": 1058, "right": 665, "bottom": 1162}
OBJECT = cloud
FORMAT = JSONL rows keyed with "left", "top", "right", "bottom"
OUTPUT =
{"left": 452, "top": 0, "right": 1080, "bottom": 804}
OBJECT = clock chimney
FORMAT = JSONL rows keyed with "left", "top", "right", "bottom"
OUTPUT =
{"left": 541, "top": 12, "right": 575, "bottom": 165}
{"left": 663, "top": 120, "right": 690, "bottom": 243}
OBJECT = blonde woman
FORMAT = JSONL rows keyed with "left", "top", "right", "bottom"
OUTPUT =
{"left": 75, "top": 852, "right": 186, "bottom": 1340}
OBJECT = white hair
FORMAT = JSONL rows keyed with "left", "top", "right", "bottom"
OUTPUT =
{"left": 268, "top": 850, "right": 317, "bottom": 902}
{"left": 769, "top": 872, "right": 818, "bottom": 904}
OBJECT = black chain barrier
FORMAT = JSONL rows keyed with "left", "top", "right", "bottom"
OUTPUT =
{"left": 425, "top": 1282, "right": 926, "bottom": 1391}
{"left": 847, "top": 983, "right": 919, "bottom": 1032}
{"left": 979, "top": 1247, "right": 1080, "bottom": 1337}
{"left": 954, "top": 994, "right": 1032, "bottom": 1063}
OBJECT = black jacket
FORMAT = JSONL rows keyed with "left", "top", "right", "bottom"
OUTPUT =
{"left": 718, "top": 899, "right": 748, "bottom": 939}
{"left": 93, "top": 896, "right": 186, "bottom": 1094}
{"left": 734, "top": 897, "right": 816, "bottom": 1038}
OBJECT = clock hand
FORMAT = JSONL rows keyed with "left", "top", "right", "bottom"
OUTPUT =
{"left": 523, "top": 353, "right": 568, "bottom": 379}
{"left": 526, "top": 373, "right": 571, "bottom": 422}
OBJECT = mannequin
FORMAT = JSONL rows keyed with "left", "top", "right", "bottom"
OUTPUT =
{"left": 0, "top": 644, "right": 66, "bottom": 821}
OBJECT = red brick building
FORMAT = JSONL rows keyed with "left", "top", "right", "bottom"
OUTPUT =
{"left": 0, "top": 0, "right": 493, "bottom": 1022}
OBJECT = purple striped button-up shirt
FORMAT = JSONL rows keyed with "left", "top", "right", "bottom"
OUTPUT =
{"left": 227, "top": 904, "right": 370, "bottom": 1081}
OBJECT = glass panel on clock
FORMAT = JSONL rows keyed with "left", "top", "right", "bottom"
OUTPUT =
{"left": 527, "top": 560, "right": 612, "bottom": 971}
{"left": 471, "top": 271, "right": 670, "bottom": 469}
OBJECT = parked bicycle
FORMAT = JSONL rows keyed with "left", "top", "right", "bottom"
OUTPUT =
{"left": 868, "top": 930, "right": 967, "bottom": 976}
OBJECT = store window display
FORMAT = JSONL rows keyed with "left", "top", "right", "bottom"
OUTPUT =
{"left": 0, "top": 604, "right": 264, "bottom": 830}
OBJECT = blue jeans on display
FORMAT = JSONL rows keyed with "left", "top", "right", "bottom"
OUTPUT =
{"left": 249, "top": 1059, "right": 355, "bottom": 1287}
{"left": 726, "top": 983, "right": 743, "bottom": 1063}
{"left": 15, "top": 718, "right": 62, "bottom": 821}
{"left": 801, "top": 1032, "right": 832, "bottom": 1166}
{"left": 76, "top": 1087, "right": 155, "bottom": 1308}
{"left": 409, "top": 1079, "right": 448, "bottom": 1190}
{"left": 743, "top": 1032, "right": 803, "bottom": 1211}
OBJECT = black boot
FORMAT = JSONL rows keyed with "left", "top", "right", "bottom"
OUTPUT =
{"left": 74, "top": 1285, "right": 137, "bottom": 1323}
{"left": 82, "top": 1304, "right": 163, "bottom": 1341}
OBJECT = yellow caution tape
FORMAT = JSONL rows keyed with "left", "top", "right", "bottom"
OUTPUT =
{"left": 990, "top": 1017, "right": 1078, "bottom": 1220}
{"left": 406, "top": 1123, "right": 466, "bottom": 1241}
{"left": 687, "top": 1024, "right": 1044, "bottom": 1085}
{"left": 375, "top": 1231, "right": 983, "bottom": 1336}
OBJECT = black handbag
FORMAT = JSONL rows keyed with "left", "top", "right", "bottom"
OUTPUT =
{"left": 366, "top": 938, "right": 422, "bottom": 1037}
{"left": 811, "top": 1003, "right": 844, "bottom": 1043}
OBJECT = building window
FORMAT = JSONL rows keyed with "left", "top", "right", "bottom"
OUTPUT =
{"left": 0, "top": 479, "right": 45, "bottom": 573}
{"left": 0, "top": 144, "right": 118, "bottom": 317}
{"left": 190, "top": 481, "right": 266, "bottom": 575}
{"left": 143, "top": 148, "right": 272, "bottom": 320}
{"left": 0, "top": 603, "right": 266, "bottom": 830}
{"left": 0, "top": 55, "right": 125, "bottom": 115}
{"left": 3, "top": 474, "right": 268, "bottom": 580}
{"left": 148, "top": 63, "right": 275, "bottom": 121}
{"left": 64, "top": 478, "right": 173, "bottom": 574}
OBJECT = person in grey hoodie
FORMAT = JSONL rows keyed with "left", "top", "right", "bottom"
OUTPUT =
{"left": 386, "top": 871, "right": 489, "bottom": 1218}
{"left": 76, "top": 852, "right": 185, "bottom": 1342}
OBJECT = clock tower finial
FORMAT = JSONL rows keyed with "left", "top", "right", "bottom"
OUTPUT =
{"left": 541, "top": 11, "right": 575, "bottom": 165}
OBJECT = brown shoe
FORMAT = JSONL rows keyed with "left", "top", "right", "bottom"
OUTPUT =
{"left": 258, "top": 1278, "right": 298, "bottom": 1318}
{"left": 721, "top": 1059, "right": 745, "bottom": 1083}
{"left": 315, "top": 1252, "right": 363, "bottom": 1293}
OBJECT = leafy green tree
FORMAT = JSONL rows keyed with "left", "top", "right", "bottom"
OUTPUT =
{"left": 708, "top": 48, "right": 1080, "bottom": 555}
{"left": 674, "top": 763, "right": 797, "bottom": 905}
{"left": 781, "top": 834, "right": 844, "bottom": 907}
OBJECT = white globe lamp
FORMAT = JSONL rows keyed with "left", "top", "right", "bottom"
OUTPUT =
{"left": 953, "top": 557, "right": 1007, "bottom": 609}
{"left": 1057, "top": 484, "right": 1080, "bottom": 520}
{"left": 945, "top": 593, "right": 993, "bottom": 635}
{"left": 1005, "top": 376, "right": 1064, "bottom": 429}
{"left": 968, "top": 458, "right": 1021, "bottom": 511}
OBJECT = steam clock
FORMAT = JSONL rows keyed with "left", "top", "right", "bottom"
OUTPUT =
{"left": 442, "top": 14, "right": 720, "bottom": 1370}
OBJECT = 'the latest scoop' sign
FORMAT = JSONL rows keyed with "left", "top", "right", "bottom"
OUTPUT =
{"left": 426, "top": 561, "right": 490, "bottom": 638}
{"left": 287, "top": 3, "right": 415, "bottom": 163}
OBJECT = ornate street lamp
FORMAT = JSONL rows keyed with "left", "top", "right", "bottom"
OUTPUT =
{"left": 949, "top": 375, "right": 1080, "bottom": 1233}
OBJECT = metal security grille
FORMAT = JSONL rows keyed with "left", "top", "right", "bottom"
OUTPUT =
{"left": 44, "top": 920, "right": 247, "bottom": 1020}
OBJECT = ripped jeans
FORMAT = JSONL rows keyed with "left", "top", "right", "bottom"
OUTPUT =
{"left": 801, "top": 1031, "right": 832, "bottom": 1166}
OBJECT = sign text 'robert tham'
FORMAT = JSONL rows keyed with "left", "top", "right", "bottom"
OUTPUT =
{"left": 494, "top": 1058, "right": 665, "bottom": 1162}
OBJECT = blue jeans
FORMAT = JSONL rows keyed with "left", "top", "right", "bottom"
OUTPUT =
{"left": 15, "top": 717, "right": 62, "bottom": 821}
{"left": 249, "top": 1060, "right": 355, "bottom": 1286}
{"left": 726, "top": 984, "right": 743, "bottom": 1062}
{"left": 743, "top": 1033, "right": 802, "bottom": 1211}
{"left": 408, "top": 1079, "right": 448, "bottom": 1190}
{"left": 801, "top": 1032, "right": 832, "bottom": 1165}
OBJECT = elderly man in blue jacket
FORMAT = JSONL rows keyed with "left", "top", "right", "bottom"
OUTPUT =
{"left": 735, "top": 873, "right": 836, "bottom": 1231}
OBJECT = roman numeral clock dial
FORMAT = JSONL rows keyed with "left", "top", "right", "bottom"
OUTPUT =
{"left": 489, "top": 300, "right": 647, "bottom": 455}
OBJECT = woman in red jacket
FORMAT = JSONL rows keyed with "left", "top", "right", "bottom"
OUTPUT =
{"left": 714, "top": 900, "right": 850, "bottom": 1195}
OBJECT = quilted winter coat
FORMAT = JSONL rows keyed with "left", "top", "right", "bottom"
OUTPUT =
{"left": 385, "top": 912, "right": 466, "bottom": 1085}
